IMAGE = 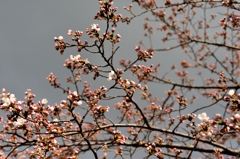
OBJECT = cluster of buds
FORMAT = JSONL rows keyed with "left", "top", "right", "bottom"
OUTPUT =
{"left": 176, "top": 95, "right": 188, "bottom": 107}
{"left": 227, "top": 13, "right": 240, "bottom": 28}
{"left": 46, "top": 120, "right": 64, "bottom": 134}
{"left": 65, "top": 54, "right": 99, "bottom": 80}
{"left": 111, "top": 130, "right": 128, "bottom": 144}
{"left": 148, "top": 102, "right": 162, "bottom": 111}
{"left": 67, "top": 90, "right": 81, "bottom": 106}
{"left": 64, "top": 54, "right": 90, "bottom": 69}
{"left": 168, "top": 117, "right": 175, "bottom": 127}
{"left": 138, "top": 0, "right": 156, "bottom": 9}
{"left": 172, "top": 148, "right": 183, "bottom": 157}
{"left": 123, "top": 4, "right": 132, "bottom": 11}
{"left": 24, "top": 89, "right": 36, "bottom": 106}
{"left": 223, "top": 89, "right": 240, "bottom": 112}
{"left": 165, "top": 89, "right": 178, "bottom": 95}
{"left": 145, "top": 142, "right": 164, "bottom": 158}
{"left": 178, "top": 113, "right": 196, "bottom": 126}
{"left": 36, "top": 135, "right": 60, "bottom": 154}
{"left": 127, "top": 127, "right": 137, "bottom": 135}
{"left": 153, "top": 9, "right": 166, "bottom": 20}
{"left": 95, "top": 0, "right": 122, "bottom": 26}
{"left": 103, "top": 28, "right": 121, "bottom": 43}
{"left": 68, "top": 30, "right": 83, "bottom": 39}
{"left": 222, "top": 0, "right": 234, "bottom": 8}
{"left": 228, "top": 113, "right": 240, "bottom": 132}
{"left": 47, "top": 104, "right": 62, "bottom": 117}
{"left": 86, "top": 24, "right": 101, "bottom": 39}
{"left": 189, "top": 112, "right": 214, "bottom": 139}
{"left": 119, "top": 78, "right": 136, "bottom": 89}
{"left": 60, "top": 100, "right": 69, "bottom": 109}
{"left": 118, "top": 78, "right": 141, "bottom": 97}
{"left": 219, "top": 12, "right": 240, "bottom": 29}
{"left": 165, "top": 0, "right": 171, "bottom": 6}
{"left": 57, "top": 147, "right": 79, "bottom": 159}
{"left": 46, "top": 73, "right": 60, "bottom": 88}
{"left": 0, "top": 88, "right": 16, "bottom": 111}
{"left": 194, "top": 123, "right": 213, "bottom": 139}
{"left": 131, "top": 64, "right": 157, "bottom": 82}
{"left": 68, "top": 29, "right": 89, "bottom": 52}
{"left": 115, "top": 147, "right": 123, "bottom": 156}
{"left": 219, "top": 18, "right": 227, "bottom": 29}
{"left": 186, "top": 113, "right": 196, "bottom": 127}
{"left": 135, "top": 46, "right": 154, "bottom": 62}
{"left": 213, "top": 148, "right": 223, "bottom": 158}
{"left": 91, "top": 105, "right": 110, "bottom": 117}
{"left": 82, "top": 85, "right": 108, "bottom": 108}
{"left": 114, "top": 100, "right": 133, "bottom": 110}
{"left": 54, "top": 36, "right": 66, "bottom": 55}
{"left": 66, "top": 54, "right": 96, "bottom": 72}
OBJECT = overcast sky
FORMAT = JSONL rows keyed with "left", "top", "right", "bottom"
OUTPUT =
{"left": 0, "top": 1, "right": 233, "bottom": 158}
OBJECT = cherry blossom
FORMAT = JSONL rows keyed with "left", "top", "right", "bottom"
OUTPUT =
{"left": 13, "top": 118, "right": 26, "bottom": 127}
{"left": 198, "top": 112, "right": 209, "bottom": 122}
{"left": 91, "top": 24, "right": 100, "bottom": 32}
{"left": 228, "top": 89, "right": 235, "bottom": 96}
{"left": 41, "top": 98, "right": 48, "bottom": 104}
{"left": 2, "top": 0, "right": 240, "bottom": 158}
{"left": 107, "top": 70, "right": 117, "bottom": 81}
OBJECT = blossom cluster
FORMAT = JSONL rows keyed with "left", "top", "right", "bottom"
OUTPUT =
{"left": 95, "top": 0, "right": 123, "bottom": 26}
{"left": 130, "top": 64, "right": 157, "bottom": 82}
{"left": 82, "top": 83, "right": 108, "bottom": 110}
{"left": 86, "top": 24, "right": 101, "bottom": 39}
{"left": 135, "top": 45, "right": 154, "bottom": 62}
{"left": 112, "top": 130, "right": 128, "bottom": 144}
{"left": 3, "top": 0, "right": 240, "bottom": 158}
{"left": 0, "top": 88, "right": 16, "bottom": 111}
{"left": 145, "top": 141, "right": 164, "bottom": 158}
{"left": 103, "top": 27, "right": 121, "bottom": 43}
{"left": 68, "top": 29, "right": 89, "bottom": 52}
{"left": 54, "top": 36, "right": 66, "bottom": 55}
{"left": 91, "top": 105, "right": 110, "bottom": 117}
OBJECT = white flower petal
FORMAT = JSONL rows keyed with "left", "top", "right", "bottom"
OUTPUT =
{"left": 198, "top": 112, "right": 209, "bottom": 122}
{"left": 77, "top": 100, "right": 83, "bottom": 106}
{"left": 228, "top": 89, "right": 235, "bottom": 96}
{"left": 42, "top": 98, "right": 48, "bottom": 104}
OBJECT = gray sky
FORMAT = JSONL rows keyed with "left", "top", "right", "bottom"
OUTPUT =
{"left": 0, "top": 1, "right": 234, "bottom": 158}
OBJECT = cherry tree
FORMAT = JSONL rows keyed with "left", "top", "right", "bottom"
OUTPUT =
{"left": 1, "top": 0, "right": 240, "bottom": 158}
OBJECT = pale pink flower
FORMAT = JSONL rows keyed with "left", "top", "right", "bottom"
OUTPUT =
{"left": 53, "top": 118, "right": 59, "bottom": 122}
{"left": 228, "top": 89, "right": 235, "bottom": 96}
{"left": 77, "top": 100, "right": 83, "bottom": 106}
{"left": 91, "top": 24, "right": 100, "bottom": 32}
{"left": 13, "top": 118, "right": 26, "bottom": 127}
{"left": 68, "top": 29, "right": 73, "bottom": 36}
{"left": 198, "top": 112, "right": 209, "bottom": 122}
{"left": 70, "top": 54, "right": 81, "bottom": 62}
{"left": 2, "top": 97, "right": 10, "bottom": 106}
{"left": 41, "top": 98, "right": 48, "bottom": 104}
{"left": 58, "top": 36, "right": 64, "bottom": 41}
{"left": 9, "top": 94, "right": 16, "bottom": 103}
{"left": 107, "top": 70, "right": 117, "bottom": 81}
{"left": 1, "top": 94, "right": 15, "bottom": 106}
